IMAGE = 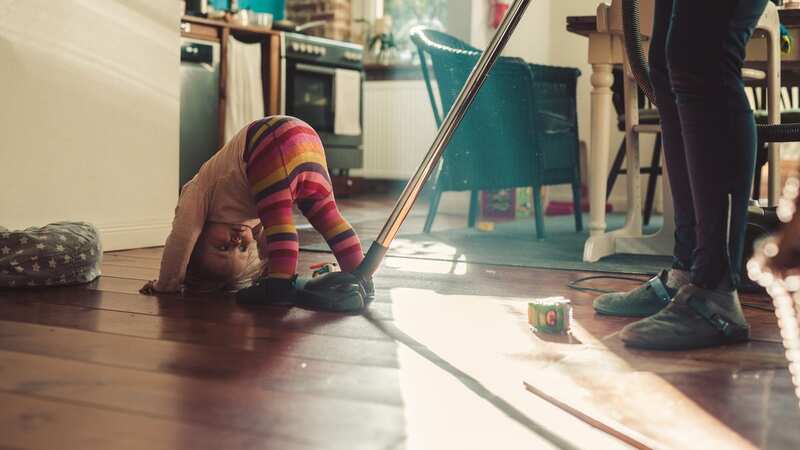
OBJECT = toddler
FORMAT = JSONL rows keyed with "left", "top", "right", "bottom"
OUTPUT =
{"left": 141, "top": 116, "right": 368, "bottom": 306}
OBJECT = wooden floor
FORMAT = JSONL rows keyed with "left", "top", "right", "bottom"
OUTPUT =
{"left": 1, "top": 194, "right": 798, "bottom": 449}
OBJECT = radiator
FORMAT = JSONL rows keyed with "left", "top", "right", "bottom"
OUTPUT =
{"left": 359, "top": 80, "right": 439, "bottom": 179}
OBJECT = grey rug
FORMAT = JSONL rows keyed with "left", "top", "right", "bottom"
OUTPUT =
{"left": 301, "top": 213, "right": 672, "bottom": 275}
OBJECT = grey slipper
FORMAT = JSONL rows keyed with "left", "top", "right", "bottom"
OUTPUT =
{"left": 236, "top": 277, "right": 297, "bottom": 306}
{"left": 619, "top": 285, "right": 750, "bottom": 351}
{"left": 296, "top": 272, "right": 367, "bottom": 313}
{"left": 593, "top": 270, "right": 675, "bottom": 317}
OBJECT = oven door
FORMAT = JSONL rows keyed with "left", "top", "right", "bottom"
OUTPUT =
{"left": 285, "top": 61, "right": 363, "bottom": 169}
{"left": 287, "top": 63, "right": 336, "bottom": 134}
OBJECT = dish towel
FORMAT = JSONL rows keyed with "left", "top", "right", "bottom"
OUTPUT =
{"left": 225, "top": 36, "right": 265, "bottom": 141}
{"left": 334, "top": 68, "right": 362, "bottom": 136}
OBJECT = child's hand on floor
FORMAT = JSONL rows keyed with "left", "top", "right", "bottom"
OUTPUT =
{"left": 140, "top": 280, "right": 186, "bottom": 296}
{"left": 139, "top": 280, "right": 159, "bottom": 295}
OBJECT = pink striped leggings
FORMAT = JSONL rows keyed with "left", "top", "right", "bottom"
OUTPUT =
{"left": 243, "top": 116, "right": 364, "bottom": 279}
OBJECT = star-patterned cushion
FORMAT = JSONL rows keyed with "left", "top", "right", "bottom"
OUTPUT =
{"left": 0, "top": 222, "right": 102, "bottom": 288}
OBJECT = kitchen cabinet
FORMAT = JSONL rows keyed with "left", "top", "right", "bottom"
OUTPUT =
{"left": 180, "top": 37, "right": 221, "bottom": 187}
{"left": 180, "top": 16, "right": 282, "bottom": 148}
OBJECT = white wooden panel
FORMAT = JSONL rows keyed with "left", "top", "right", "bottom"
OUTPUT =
{"left": 360, "top": 80, "right": 439, "bottom": 179}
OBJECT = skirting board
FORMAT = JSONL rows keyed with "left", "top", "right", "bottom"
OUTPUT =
{"left": 97, "top": 220, "right": 172, "bottom": 252}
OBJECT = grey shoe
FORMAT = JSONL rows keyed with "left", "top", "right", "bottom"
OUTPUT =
{"left": 593, "top": 270, "right": 675, "bottom": 317}
{"left": 619, "top": 284, "right": 750, "bottom": 351}
{"left": 296, "top": 272, "right": 368, "bottom": 313}
{"left": 236, "top": 276, "right": 297, "bottom": 306}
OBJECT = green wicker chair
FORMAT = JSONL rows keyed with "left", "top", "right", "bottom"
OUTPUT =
{"left": 410, "top": 28, "right": 583, "bottom": 239}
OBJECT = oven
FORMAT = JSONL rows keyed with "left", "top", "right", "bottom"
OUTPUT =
{"left": 280, "top": 32, "right": 364, "bottom": 172}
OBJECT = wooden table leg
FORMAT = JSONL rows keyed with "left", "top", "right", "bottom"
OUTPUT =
{"left": 583, "top": 63, "right": 615, "bottom": 262}
{"left": 583, "top": 60, "right": 674, "bottom": 260}
{"left": 608, "top": 69, "right": 674, "bottom": 257}
{"left": 621, "top": 68, "right": 643, "bottom": 235}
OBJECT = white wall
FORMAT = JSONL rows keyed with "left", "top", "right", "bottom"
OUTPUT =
{"left": 0, "top": 0, "right": 180, "bottom": 250}
{"left": 503, "top": 0, "right": 552, "bottom": 66}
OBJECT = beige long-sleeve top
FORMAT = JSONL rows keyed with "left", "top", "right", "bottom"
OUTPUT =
{"left": 154, "top": 126, "right": 262, "bottom": 293}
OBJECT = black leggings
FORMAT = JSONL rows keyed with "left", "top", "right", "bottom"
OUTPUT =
{"left": 649, "top": 0, "right": 767, "bottom": 288}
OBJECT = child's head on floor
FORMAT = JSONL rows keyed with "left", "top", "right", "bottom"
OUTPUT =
{"left": 185, "top": 222, "right": 263, "bottom": 292}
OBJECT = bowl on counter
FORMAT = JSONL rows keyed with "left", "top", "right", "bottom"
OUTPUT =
{"left": 254, "top": 12, "right": 273, "bottom": 29}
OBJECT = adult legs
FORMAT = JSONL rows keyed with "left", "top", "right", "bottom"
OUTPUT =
{"left": 618, "top": 0, "right": 766, "bottom": 350}
{"left": 650, "top": 0, "right": 694, "bottom": 272}
{"left": 666, "top": 0, "right": 765, "bottom": 289}
{"left": 592, "top": 0, "right": 692, "bottom": 318}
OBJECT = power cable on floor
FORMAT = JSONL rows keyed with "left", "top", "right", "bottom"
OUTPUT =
{"left": 566, "top": 275, "right": 648, "bottom": 294}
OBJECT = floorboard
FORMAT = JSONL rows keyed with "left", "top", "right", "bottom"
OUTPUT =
{"left": 0, "top": 350, "right": 405, "bottom": 450}
{"left": 0, "top": 288, "right": 394, "bottom": 340}
{"left": 0, "top": 300, "right": 399, "bottom": 367}
{"left": 0, "top": 391, "right": 310, "bottom": 450}
{"left": 0, "top": 320, "right": 401, "bottom": 405}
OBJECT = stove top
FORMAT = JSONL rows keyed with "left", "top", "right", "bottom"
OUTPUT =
{"left": 282, "top": 32, "right": 363, "bottom": 70}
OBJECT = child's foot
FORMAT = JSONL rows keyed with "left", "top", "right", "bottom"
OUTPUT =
{"left": 236, "top": 277, "right": 297, "bottom": 305}
{"left": 619, "top": 283, "right": 750, "bottom": 350}
{"left": 593, "top": 269, "right": 686, "bottom": 317}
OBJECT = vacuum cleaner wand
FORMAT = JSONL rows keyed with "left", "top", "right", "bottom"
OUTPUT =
{"left": 354, "top": 0, "right": 534, "bottom": 280}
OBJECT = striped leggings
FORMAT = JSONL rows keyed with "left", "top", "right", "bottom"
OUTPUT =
{"left": 244, "top": 116, "right": 364, "bottom": 279}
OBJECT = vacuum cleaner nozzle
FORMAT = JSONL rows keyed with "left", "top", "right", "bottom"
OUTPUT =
{"left": 296, "top": 271, "right": 372, "bottom": 313}
{"left": 353, "top": 243, "right": 390, "bottom": 280}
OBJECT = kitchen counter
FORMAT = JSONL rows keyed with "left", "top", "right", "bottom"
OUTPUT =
{"left": 181, "top": 15, "right": 280, "bottom": 38}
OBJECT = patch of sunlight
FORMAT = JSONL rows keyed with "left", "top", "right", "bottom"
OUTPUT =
{"left": 398, "top": 344, "right": 561, "bottom": 450}
{"left": 391, "top": 287, "right": 628, "bottom": 450}
{"left": 390, "top": 287, "right": 759, "bottom": 450}
{"left": 389, "top": 238, "right": 459, "bottom": 258}
{"left": 384, "top": 254, "right": 468, "bottom": 275}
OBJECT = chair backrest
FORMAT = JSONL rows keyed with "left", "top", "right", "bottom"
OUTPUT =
{"left": 747, "top": 84, "right": 800, "bottom": 111}
{"left": 611, "top": 68, "right": 652, "bottom": 127}
{"left": 410, "top": 27, "right": 541, "bottom": 192}
{"left": 411, "top": 27, "right": 582, "bottom": 191}
{"left": 411, "top": 28, "right": 481, "bottom": 127}
{"left": 528, "top": 63, "right": 582, "bottom": 184}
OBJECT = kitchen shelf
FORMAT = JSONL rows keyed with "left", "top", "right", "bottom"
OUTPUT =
{"left": 182, "top": 15, "right": 280, "bottom": 37}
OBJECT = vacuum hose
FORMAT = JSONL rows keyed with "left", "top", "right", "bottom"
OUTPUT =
{"left": 620, "top": 0, "right": 800, "bottom": 143}
{"left": 621, "top": 0, "right": 657, "bottom": 106}
{"left": 757, "top": 123, "right": 800, "bottom": 143}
